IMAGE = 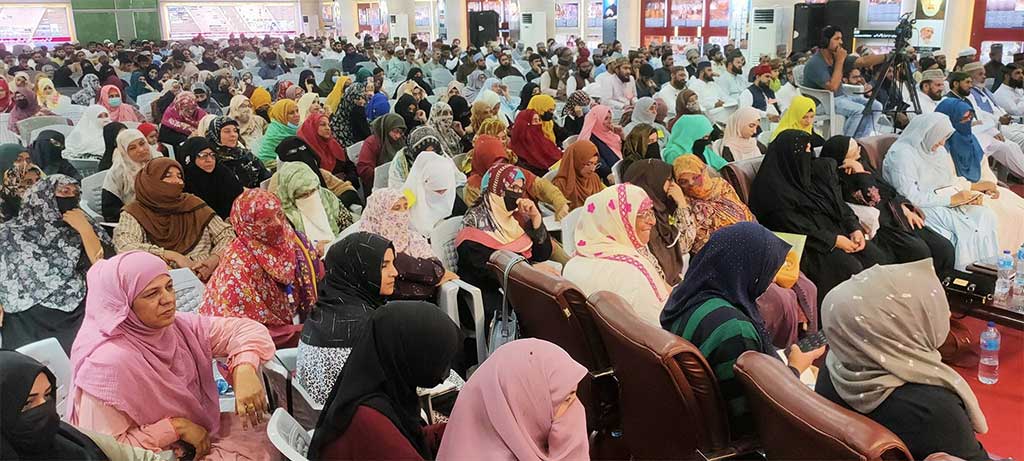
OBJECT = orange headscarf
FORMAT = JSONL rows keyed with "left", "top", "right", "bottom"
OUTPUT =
{"left": 551, "top": 139, "right": 605, "bottom": 210}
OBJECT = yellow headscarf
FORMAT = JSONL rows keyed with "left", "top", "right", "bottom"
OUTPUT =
{"left": 771, "top": 95, "right": 816, "bottom": 140}
{"left": 249, "top": 87, "right": 272, "bottom": 111}
{"left": 35, "top": 77, "right": 60, "bottom": 109}
{"left": 527, "top": 94, "right": 557, "bottom": 143}
{"left": 324, "top": 75, "right": 351, "bottom": 115}
{"left": 268, "top": 99, "right": 298, "bottom": 125}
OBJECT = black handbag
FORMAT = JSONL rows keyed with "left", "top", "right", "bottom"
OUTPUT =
{"left": 487, "top": 255, "right": 526, "bottom": 357}
{"left": 942, "top": 269, "right": 995, "bottom": 306}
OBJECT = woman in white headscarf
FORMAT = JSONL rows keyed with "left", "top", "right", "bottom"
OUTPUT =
{"left": 718, "top": 106, "right": 766, "bottom": 162}
{"left": 881, "top": 113, "right": 1000, "bottom": 270}
{"left": 816, "top": 260, "right": 990, "bottom": 461}
{"left": 64, "top": 105, "right": 111, "bottom": 160}
{"left": 100, "top": 129, "right": 150, "bottom": 222}
{"left": 462, "top": 70, "right": 488, "bottom": 102}
{"left": 427, "top": 102, "right": 464, "bottom": 158}
{"left": 622, "top": 96, "right": 668, "bottom": 148}
{"left": 402, "top": 150, "right": 463, "bottom": 236}
{"left": 228, "top": 95, "right": 267, "bottom": 151}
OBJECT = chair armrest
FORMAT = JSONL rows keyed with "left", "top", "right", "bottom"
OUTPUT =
{"left": 439, "top": 279, "right": 487, "bottom": 363}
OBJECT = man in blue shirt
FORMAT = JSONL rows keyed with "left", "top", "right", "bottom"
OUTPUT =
{"left": 801, "top": 26, "right": 888, "bottom": 137}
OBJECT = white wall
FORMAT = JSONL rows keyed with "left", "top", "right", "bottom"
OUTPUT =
{"left": 444, "top": 0, "right": 467, "bottom": 43}
{"left": 617, "top": 0, "right": 641, "bottom": 49}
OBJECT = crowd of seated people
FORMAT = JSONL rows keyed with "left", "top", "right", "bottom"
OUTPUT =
{"left": 2, "top": 27, "right": 1022, "bottom": 461}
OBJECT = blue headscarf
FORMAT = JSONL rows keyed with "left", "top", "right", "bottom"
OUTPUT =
{"left": 659, "top": 222, "right": 789, "bottom": 354}
{"left": 935, "top": 98, "right": 985, "bottom": 182}
{"left": 366, "top": 93, "right": 390, "bottom": 121}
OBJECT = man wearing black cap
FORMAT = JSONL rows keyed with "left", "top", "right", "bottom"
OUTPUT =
{"left": 689, "top": 60, "right": 735, "bottom": 123}
{"left": 985, "top": 44, "right": 1004, "bottom": 91}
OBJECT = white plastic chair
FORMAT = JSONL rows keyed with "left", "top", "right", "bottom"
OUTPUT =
{"left": 347, "top": 141, "right": 363, "bottom": 163}
{"left": 170, "top": 268, "right": 205, "bottom": 312}
{"left": 15, "top": 338, "right": 71, "bottom": 419}
{"left": 542, "top": 168, "right": 558, "bottom": 182}
{"left": 561, "top": 134, "right": 579, "bottom": 150}
{"left": 67, "top": 158, "right": 100, "bottom": 178}
{"left": 430, "top": 217, "right": 488, "bottom": 363}
{"left": 80, "top": 170, "right": 107, "bottom": 220}
{"left": 373, "top": 162, "right": 390, "bottom": 191}
{"left": 324, "top": 220, "right": 362, "bottom": 255}
{"left": 321, "top": 59, "right": 343, "bottom": 73}
{"left": 502, "top": 75, "right": 527, "bottom": 96}
{"left": 17, "top": 116, "right": 69, "bottom": 146}
{"left": 260, "top": 178, "right": 271, "bottom": 190}
{"left": 52, "top": 104, "right": 84, "bottom": 124}
{"left": 0, "top": 114, "right": 19, "bottom": 144}
{"left": 796, "top": 84, "right": 843, "bottom": 139}
{"left": 611, "top": 160, "right": 624, "bottom": 184}
{"left": 430, "top": 68, "right": 454, "bottom": 90}
{"left": 267, "top": 408, "right": 313, "bottom": 461}
{"left": 135, "top": 92, "right": 159, "bottom": 122}
{"left": 559, "top": 206, "right": 584, "bottom": 256}
{"left": 123, "top": 121, "right": 141, "bottom": 129}
{"left": 30, "top": 125, "right": 73, "bottom": 143}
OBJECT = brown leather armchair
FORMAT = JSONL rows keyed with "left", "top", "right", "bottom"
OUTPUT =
{"left": 733, "top": 351, "right": 913, "bottom": 461}
{"left": 486, "top": 251, "right": 619, "bottom": 435}
{"left": 857, "top": 134, "right": 899, "bottom": 172}
{"left": 720, "top": 156, "right": 765, "bottom": 204}
{"left": 587, "top": 291, "right": 756, "bottom": 460}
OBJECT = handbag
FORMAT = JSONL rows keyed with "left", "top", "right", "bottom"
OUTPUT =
{"left": 488, "top": 255, "right": 527, "bottom": 357}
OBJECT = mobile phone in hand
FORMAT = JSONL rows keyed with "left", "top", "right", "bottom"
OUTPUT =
{"left": 797, "top": 330, "right": 828, "bottom": 353}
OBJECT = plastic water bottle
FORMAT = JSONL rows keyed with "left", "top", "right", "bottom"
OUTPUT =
{"left": 1015, "top": 245, "right": 1024, "bottom": 310}
{"left": 978, "top": 322, "right": 1000, "bottom": 385}
{"left": 993, "top": 250, "right": 1014, "bottom": 307}
{"left": 215, "top": 377, "right": 232, "bottom": 395}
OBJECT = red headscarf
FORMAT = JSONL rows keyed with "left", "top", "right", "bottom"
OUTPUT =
{"left": 0, "top": 79, "right": 12, "bottom": 113}
{"left": 509, "top": 109, "right": 562, "bottom": 172}
{"left": 297, "top": 112, "right": 346, "bottom": 172}
{"left": 469, "top": 134, "right": 537, "bottom": 195}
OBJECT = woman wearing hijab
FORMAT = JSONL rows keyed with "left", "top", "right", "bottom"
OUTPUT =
{"left": 64, "top": 105, "right": 110, "bottom": 160}
{"left": 816, "top": 260, "right": 990, "bottom": 461}
{"left": 510, "top": 109, "right": 563, "bottom": 176}
{"left": 366, "top": 92, "right": 390, "bottom": 121}
{"left": 465, "top": 132, "right": 571, "bottom": 218}
{"left": 113, "top": 157, "right": 234, "bottom": 281}
{"left": 99, "top": 85, "right": 141, "bottom": 123}
{"left": 563, "top": 184, "right": 673, "bottom": 324}
{"left": 200, "top": 189, "right": 323, "bottom": 348}
{"left": 300, "top": 112, "right": 360, "bottom": 191}
{"left": 820, "top": 136, "right": 955, "bottom": 278}
{"left": 101, "top": 129, "right": 151, "bottom": 222}
{"left": 528, "top": 94, "right": 558, "bottom": 142}
{"left": 30, "top": 130, "right": 80, "bottom": 180}
{"left": 428, "top": 101, "right": 465, "bottom": 158}
{"left": 68, "top": 251, "right": 277, "bottom": 460}
{"left": 518, "top": 82, "right": 541, "bottom": 112}
{"left": 330, "top": 81, "right": 372, "bottom": 148}
{"left": 882, "top": 113, "right": 1001, "bottom": 270}
{"left": 71, "top": 74, "right": 101, "bottom": 106}
{"left": 661, "top": 222, "right": 825, "bottom": 434}
{"left": 152, "top": 79, "right": 182, "bottom": 125}
{"left": 663, "top": 114, "right": 726, "bottom": 170}
{"left": 396, "top": 68, "right": 434, "bottom": 98}
{"left": 621, "top": 123, "right": 662, "bottom": 168}
{"left": 158, "top": 91, "right": 207, "bottom": 148}
{"left": 182, "top": 136, "right": 243, "bottom": 219}
{"left": 138, "top": 122, "right": 168, "bottom": 157}
{"left": 387, "top": 126, "right": 447, "bottom": 190}
{"left": 192, "top": 83, "right": 223, "bottom": 117}
{"left": 318, "top": 68, "right": 342, "bottom": 98}
{"left": 578, "top": 104, "right": 624, "bottom": 181}
{"left": 0, "top": 144, "right": 41, "bottom": 221}
{"left": 307, "top": 301, "right": 460, "bottom": 460}
{"left": 97, "top": 122, "right": 127, "bottom": 172}
{"left": 0, "top": 175, "right": 110, "bottom": 352}
{"left": 551, "top": 139, "right": 606, "bottom": 210}
{"left": 0, "top": 79, "right": 14, "bottom": 113}
{"left": 357, "top": 113, "right": 407, "bottom": 191}
{"left": 324, "top": 74, "right": 352, "bottom": 115}
{"left": 719, "top": 107, "right": 766, "bottom": 162}
{"left": 668, "top": 90, "right": 702, "bottom": 132}
{"left": 622, "top": 159, "right": 697, "bottom": 286}
{"left": 272, "top": 135, "right": 359, "bottom": 202}
{"left": 9, "top": 87, "right": 57, "bottom": 135}
{"left": 935, "top": 98, "right": 1024, "bottom": 251}
{"left": 404, "top": 149, "right": 466, "bottom": 234}
{"left": 256, "top": 99, "right": 300, "bottom": 164}
{"left": 202, "top": 115, "right": 271, "bottom": 190}
{"left": 208, "top": 76, "right": 233, "bottom": 108}
{"left": 296, "top": 93, "right": 322, "bottom": 125}
{"left": 35, "top": 77, "right": 61, "bottom": 110}
{"left": 298, "top": 69, "right": 318, "bottom": 95}
{"left": 396, "top": 93, "right": 427, "bottom": 131}
{"left": 0, "top": 350, "right": 168, "bottom": 460}
{"left": 457, "top": 162, "right": 555, "bottom": 320}
{"left": 462, "top": 69, "right": 488, "bottom": 102}
{"left": 750, "top": 130, "right": 887, "bottom": 303}
{"left": 250, "top": 86, "right": 273, "bottom": 123}
{"left": 227, "top": 95, "right": 267, "bottom": 153}
{"left": 622, "top": 97, "right": 668, "bottom": 146}
{"left": 273, "top": 158, "right": 353, "bottom": 241}
{"left": 438, "top": 339, "right": 590, "bottom": 460}
{"left": 770, "top": 95, "right": 825, "bottom": 147}
{"left": 560, "top": 90, "right": 592, "bottom": 143}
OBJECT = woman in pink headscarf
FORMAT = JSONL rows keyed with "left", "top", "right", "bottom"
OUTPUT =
{"left": 68, "top": 251, "right": 278, "bottom": 460}
{"left": 578, "top": 104, "right": 624, "bottom": 183}
{"left": 99, "top": 85, "right": 142, "bottom": 123}
{"left": 437, "top": 338, "right": 590, "bottom": 460}
{"left": 159, "top": 91, "right": 207, "bottom": 148}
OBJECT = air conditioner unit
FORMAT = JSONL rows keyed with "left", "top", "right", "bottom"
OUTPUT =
{"left": 748, "top": 7, "right": 787, "bottom": 61}
{"left": 520, "top": 11, "right": 547, "bottom": 49}
{"left": 389, "top": 14, "right": 410, "bottom": 40}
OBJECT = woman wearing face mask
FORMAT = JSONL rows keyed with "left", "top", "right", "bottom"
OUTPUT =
{"left": 771, "top": 95, "right": 825, "bottom": 147}
{"left": 464, "top": 130, "right": 571, "bottom": 217}
{"left": 298, "top": 113, "right": 361, "bottom": 199}
{"left": 191, "top": 83, "right": 223, "bottom": 116}
{"left": 457, "top": 163, "right": 554, "bottom": 324}
{"left": 551, "top": 139, "right": 606, "bottom": 210}
{"left": 9, "top": 87, "right": 58, "bottom": 135}
{"left": 560, "top": 90, "right": 592, "bottom": 142}
{"left": 0, "top": 350, "right": 168, "bottom": 461}
{"left": 621, "top": 123, "right": 662, "bottom": 169}
{"left": 401, "top": 148, "right": 466, "bottom": 235}
{"left": 227, "top": 95, "right": 268, "bottom": 153}
{"left": 577, "top": 104, "right": 623, "bottom": 182}
{"left": 329, "top": 81, "right": 371, "bottom": 148}
{"left": 0, "top": 175, "right": 110, "bottom": 353}
{"left": 68, "top": 251, "right": 278, "bottom": 460}
{"left": 427, "top": 101, "right": 465, "bottom": 158}
{"left": 209, "top": 75, "right": 234, "bottom": 108}
{"left": 0, "top": 144, "right": 43, "bottom": 221}
{"left": 357, "top": 113, "right": 407, "bottom": 192}
{"left": 318, "top": 69, "right": 342, "bottom": 98}
{"left": 274, "top": 159, "right": 353, "bottom": 250}
{"left": 64, "top": 105, "right": 111, "bottom": 160}
{"left": 882, "top": 113, "right": 1001, "bottom": 270}
{"left": 397, "top": 93, "right": 429, "bottom": 131}
{"left": 622, "top": 97, "right": 668, "bottom": 148}
{"left": 663, "top": 114, "right": 727, "bottom": 170}
{"left": 113, "top": 157, "right": 234, "bottom": 281}
{"left": 126, "top": 67, "right": 156, "bottom": 102}
{"left": 667, "top": 89, "right": 703, "bottom": 131}
{"left": 307, "top": 300, "right": 461, "bottom": 460}
{"left": 72, "top": 74, "right": 102, "bottom": 106}
{"left": 30, "top": 130, "right": 80, "bottom": 180}
{"left": 719, "top": 107, "right": 766, "bottom": 162}
{"left": 158, "top": 91, "right": 207, "bottom": 148}
{"left": 182, "top": 136, "right": 243, "bottom": 219}
{"left": 0, "top": 79, "right": 14, "bottom": 113}
{"left": 256, "top": 99, "right": 301, "bottom": 164}
{"left": 101, "top": 129, "right": 151, "bottom": 222}
{"left": 437, "top": 339, "right": 590, "bottom": 460}
{"left": 99, "top": 85, "right": 141, "bottom": 123}
{"left": 200, "top": 188, "right": 323, "bottom": 348}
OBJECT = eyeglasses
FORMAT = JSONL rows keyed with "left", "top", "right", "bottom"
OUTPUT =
{"left": 196, "top": 152, "right": 216, "bottom": 159}
{"left": 637, "top": 209, "right": 656, "bottom": 222}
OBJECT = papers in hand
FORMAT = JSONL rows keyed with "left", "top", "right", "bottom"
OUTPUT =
{"left": 776, "top": 348, "right": 819, "bottom": 390}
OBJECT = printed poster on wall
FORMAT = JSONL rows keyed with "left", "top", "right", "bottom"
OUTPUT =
{"left": 866, "top": 0, "right": 901, "bottom": 23}
{"left": 912, "top": 19, "right": 944, "bottom": 48}
{"left": 914, "top": 0, "right": 945, "bottom": 19}
{"left": 670, "top": 0, "right": 702, "bottom": 27}
{"left": 708, "top": 0, "right": 730, "bottom": 28}
{"left": 556, "top": 2, "right": 579, "bottom": 28}
{"left": 602, "top": 0, "right": 617, "bottom": 44}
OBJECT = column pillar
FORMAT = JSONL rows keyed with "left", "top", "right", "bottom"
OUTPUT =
{"left": 444, "top": 0, "right": 466, "bottom": 43}
{"left": 616, "top": 0, "right": 641, "bottom": 49}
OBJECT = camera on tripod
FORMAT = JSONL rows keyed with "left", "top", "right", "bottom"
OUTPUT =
{"left": 893, "top": 13, "right": 916, "bottom": 52}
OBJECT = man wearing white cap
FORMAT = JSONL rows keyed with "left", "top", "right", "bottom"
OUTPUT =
{"left": 962, "top": 61, "right": 1024, "bottom": 178}
{"left": 954, "top": 47, "right": 977, "bottom": 72}
{"left": 933, "top": 49, "right": 948, "bottom": 72}
{"left": 910, "top": 69, "right": 947, "bottom": 116}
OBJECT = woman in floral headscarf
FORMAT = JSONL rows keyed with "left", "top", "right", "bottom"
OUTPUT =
{"left": 427, "top": 101, "right": 465, "bottom": 158}
{"left": 0, "top": 144, "right": 43, "bottom": 221}
{"left": 158, "top": 91, "right": 207, "bottom": 147}
{"left": 71, "top": 74, "right": 101, "bottom": 106}
{"left": 329, "top": 82, "right": 371, "bottom": 148}
{"left": 203, "top": 116, "right": 271, "bottom": 189}
{"left": 227, "top": 95, "right": 267, "bottom": 153}
{"left": 200, "top": 188, "right": 323, "bottom": 347}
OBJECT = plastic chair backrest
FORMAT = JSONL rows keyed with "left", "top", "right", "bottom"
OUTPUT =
{"left": 562, "top": 134, "right": 579, "bottom": 150}
{"left": 15, "top": 338, "right": 71, "bottom": 419}
{"left": 373, "top": 162, "right": 390, "bottom": 191}
{"left": 430, "top": 68, "right": 454, "bottom": 89}
{"left": 123, "top": 121, "right": 141, "bottom": 129}
{"left": 67, "top": 158, "right": 100, "bottom": 178}
{"left": 267, "top": 408, "right": 311, "bottom": 461}
{"left": 80, "top": 170, "right": 108, "bottom": 218}
{"left": 17, "top": 116, "right": 69, "bottom": 146}
{"left": 30, "top": 125, "right": 73, "bottom": 143}
{"left": 502, "top": 75, "right": 527, "bottom": 95}
{"left": 136, "top": 92, "right": 158, "bottom": 121}
{"left": 611, "top": 160, "right": 624, "bottom": 184}
{"left": 560, "top": 206, "right": 584, "bottom": 256}
{"left": 170, "top": 268, "right": 205, "bottom": 312}
{"left": 260, "top": 178, "right": 271, "bottom": 190}
{"left": 321, "top": 59, "right": 343, "bottom": 73}
{"left": 347, "top": 141, "right": 363, "bottom": 163}
{"left": 325, "top": 220, "right": 362, "bottom": 254}
{"left": 429, "top": 216, "right": 465, "bottom": 272}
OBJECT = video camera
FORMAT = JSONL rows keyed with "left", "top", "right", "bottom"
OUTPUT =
{"left": 893, "top": 13, "right": 916, "bottom": 52}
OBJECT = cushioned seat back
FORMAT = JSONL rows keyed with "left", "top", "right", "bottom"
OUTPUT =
{"left": 587, "top": 291, "right": 730, "bottom": 459}
{"left": 733, "top": 352, "right": 913, "bottom": 461}
{"left": 858, "top": 134, "right": 899, "bottom": 172}
{"left": 720, "top": 156, "right": 764, "bottom": 204}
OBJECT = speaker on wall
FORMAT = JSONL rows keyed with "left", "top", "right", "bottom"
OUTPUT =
{"left": 468, "top": 11, "right": 499, "bottom": 48}
{"left": 792, "top": 3, "right": 825, "bottom": 53}
{"left": 824, "top": 1, "right": 860, "bottom": 51}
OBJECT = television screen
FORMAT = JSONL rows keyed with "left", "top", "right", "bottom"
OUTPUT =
{"left": 162, "top": 3, "right": 300, "bottom": 40}
{"left": 0, "top": 4, "right": 73, "bottom": 45}
{"left": 984, "top": 0, "right": 1024, "bottom": 29}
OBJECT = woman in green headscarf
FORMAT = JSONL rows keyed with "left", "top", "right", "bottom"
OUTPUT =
{"left": 257, "top": 99, "right": 301, "bottom": 165}
{"left": 318, "top": 69, "right": 342, "bottom": 98}
{"left": 662, "top": 114, "right": 727, "bottom": 170}
{"left": 274, "top": 160, "right": 353, "bottom": 250}
{"left": 355, "top": 67, "right": 374, "bottom": 84}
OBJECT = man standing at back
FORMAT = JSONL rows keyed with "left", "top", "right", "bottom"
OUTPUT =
{"left": 801, "top": 25, "right": 887, "bottom": 137}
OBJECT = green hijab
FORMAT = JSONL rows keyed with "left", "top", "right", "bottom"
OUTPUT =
{"left": 0, "top": 144, "right": 26, "bottom": 173}
{"left": 662, "top": 115, "right": 727, "bottom": 170}
{"left": 275, "top": 161, "right": 341, "bottom": 235}
{"left": 355, "top": 67, "right": 374, "bottom": 84}
{"left": 318, "top": 69, "right": 341, "bottom": 97}
{"left": 257, "top": 120, "right": 298, "bottom": 163}
{"left": 371, "top": 113, "right": 407, "bottom": 165}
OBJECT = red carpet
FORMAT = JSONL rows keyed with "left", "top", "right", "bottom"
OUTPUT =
{"left": 953, "top": 317, "right": 1024, "bottom": 458}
